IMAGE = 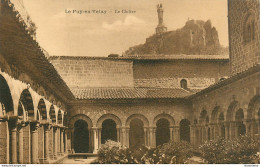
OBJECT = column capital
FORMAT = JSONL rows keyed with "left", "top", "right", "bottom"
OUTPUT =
{"left": 30, "top": 121, "right": 40, "bottom": 131}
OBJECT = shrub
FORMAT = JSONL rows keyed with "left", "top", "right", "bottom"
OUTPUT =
{"left": 97, "top": 140, "right": 128, "bottom": 164}
{"left": 97, "top": 140, "right": 193, "bottom": 164}
{"left": 200, "top": 135, "right": 259, "bottom": 164}
{"left": 157, "top": 141, "right": 193, "bottom": 164}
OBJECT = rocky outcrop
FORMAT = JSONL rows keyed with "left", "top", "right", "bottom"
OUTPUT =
{"left": 124, "top": 20, "right": 228, "bottom": 55}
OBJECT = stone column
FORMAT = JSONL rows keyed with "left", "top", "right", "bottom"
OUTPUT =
{"left": 144, "top": 127, "right": 147, "bottom": 146}
{"left": 126, "top": 127, "right": 130, "bottom": 148}
{"left": 229, "top": 121, "right": 236, "bottom": 139}
{"left": 173, "top": 126, "right": 180, "bottom": 142}
{"left": 169, "top": 127, "right": 173, "bottom": 141}
{"left": 31, "top": 122, "right": 40, "bottom": 164}
{"left": 92, "top": 128, "right": 98, "bottom": 153}
{"left": 245, "top": 121, "right": 251, "bottom": 136}
{"left": 57, "top": 127, "right": 61, "bottom": 156}
{"left": 64, "top": 129, "right": 68, "bottom": 154}
{"left": 209, "top": 124, "right": 214, "bottom": 140}
{"left": 70, "top": 129, "right": 74, "bottom": 153}
{"left": 98, "top": 128, "right": 101, "bottom": 148}
{"left": 60, "top": 127, "right": 64, "bottom": 156}
{"left": 190, "top": 125, "right": 195, "bottom": 145}
{"left": 43, "top": 124, "right": 50, "bottom": 163}
{"left": 48, "top": 126, "right": 54, "bottom": 159}
{"left": 117, "top": 127, "right": 120, "bottom": 143}
{"left": 121, "top": 127, "right": 126, "bottom": 146}
{"left": 149, "top": 127, "right": 155, "bottom": 147}
{"left": 224, "top": 122, "right": 228, "bottom": 139}
{"left": 53, "top": 126, "right": 58, "bottom": 159}
{"left": 18, "top": 123, "right": 25, "bottom": 164}
{"left": 9, "top": 119, "right": 18, "bottom": 164}
{"left": 88, "top": 128, "right": 92, "bottom": 153}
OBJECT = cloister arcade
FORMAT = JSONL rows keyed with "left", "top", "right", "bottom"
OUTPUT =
{"left": 191, "top": 96, "right": 260, "bottom": 146}
{"left": 0, "top": 71, "right": 67, "bottom": 164}
{"left": 67, "top": 112, "right": 192, "bottom": 153}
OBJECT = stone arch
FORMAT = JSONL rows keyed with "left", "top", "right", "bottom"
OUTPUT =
{"left": 153, "top": 113, "right": 175, "bottom": 127}
{"left": 199, "top": 110, "right": 208, "bottom": 124}
{"left": 37, "top": 98, "right": 47, "bottom": 120}
{"left": 226, "top": 101, "right": 239, "bottom": 122}
{"left": 69, "top": 114, "right": 93, "bottom": 128}
{"left": 57, "top": 109, "right": 62, "bottom": 124}
{"left": 247, "top": 96, "right": 260, "bottom": 120}
{"left": 218, "top": 112, "right": 225, "bottom": 123}
{"left": 0, "top": 74, "right": 14, "bottom": 115}
{"left": 96, "top": 114, "right": 122, "bottom": 128}
{"left": 126, "top": 114, "right": 149, "bottom": 127}
{"left": 235, "top": 108, "right": 246, "bottom": 136}
{"left": 19, "top": 89, "right": 34, "bottom": 120}
{"left": 73, "top": 119, "right": 90, "bottom": 153}
{"left": 180, "top": 119, "right": 190, "bottom": 142}
{"left": 211, "top": 106, "right": 220, "bottom": 123}
{"left": 156, "top": 118, "right": 170, "bottom": 146}
{"left": 49, "top": 105, "right": 56, "bottom": 124}
{"left": 242, "top": 9, "right": 257, "bottom": 43}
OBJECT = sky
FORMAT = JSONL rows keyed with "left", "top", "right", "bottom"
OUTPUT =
{"left": 22, "top": 0, "right": 228, "bottom": 57}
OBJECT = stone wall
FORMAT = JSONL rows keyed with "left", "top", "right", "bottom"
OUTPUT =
{"left": 228, "top": 0, "right": 260, "bottom": 75}
{"left": 133, "top": 60, "right": 229, "bottom": 89}
{"left": 49, "top": 57, "right": 134, "bottom": 88}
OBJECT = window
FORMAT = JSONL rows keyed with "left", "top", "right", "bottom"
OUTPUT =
{"left": 244, "top": 14, "right": 255, "bottom": 43}
{"left": 180, "top": 79, "right": 188, "bottom": 89}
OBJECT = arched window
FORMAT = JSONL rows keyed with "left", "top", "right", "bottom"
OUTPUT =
{"left": 180, "top": 79, "right": 188, "bottom": 89}
{"left": 244, "top": 14, "right": 255, "bottom": 43}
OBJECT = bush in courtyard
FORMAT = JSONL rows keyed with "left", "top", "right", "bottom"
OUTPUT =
{"left": 97, "top": 140, "right": 193, "bottom": 164}
{"left": 157, "top": 141, "right": 193, "bottom": 164}
{"left": 200, "top": 135, "right": 259, "bottom": 164}
{"left": 97, "top": 140, "right": 129, "bottom": 164}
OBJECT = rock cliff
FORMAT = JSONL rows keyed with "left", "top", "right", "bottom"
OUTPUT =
{"left": 124, "top": 20, "right": 228, "bottom": 55}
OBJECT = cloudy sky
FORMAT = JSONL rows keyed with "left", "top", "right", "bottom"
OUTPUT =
{"left": 22, "top": 0, "right": 228, "bottom": 57}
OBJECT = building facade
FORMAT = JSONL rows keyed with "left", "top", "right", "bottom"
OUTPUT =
{"left": 0, "top": 0, "right": 259, "bottom": 164}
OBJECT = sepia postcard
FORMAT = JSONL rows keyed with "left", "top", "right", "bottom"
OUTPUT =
{"left": 0, "top": 0, "right": 259, "bottom": 166}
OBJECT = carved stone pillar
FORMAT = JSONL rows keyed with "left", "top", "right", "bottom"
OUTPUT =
{"left": 173, "top": 126, "right": 180, "bottom": 142}
{"left": 149, "top": 127, "right": 155, "bottom": 147}
{"left": 169, "top": 127, "right": 174, "bottom": 141}
{"left": 60, "top": 127, "right": 64, "bottom": 156}
{"left": 92, "top": 128, "right": 98, "bottom": 153}
{"left": 116, "top": 127, "right": 120, "bottom": 142}
{"left": 53, "top": 126, "right": 58, "bottom": 159}
{"left": 43, "top": 124, "right": 51, "bottom": 163}
{"left": 31, "top": 122, "right": 40, "bottom": 164}
{"left": 64, "top": 128, "right": 68, "bottom": 154}
{"left": 190, "top": 125, "right": 195, "bottom": 145}
{"left": 229, "top": 121, "right": 236, "bottom": 139}
{"left": 126, "top": 127, "right": 130, "bottom": 148}
{"left": 144, "top": 127, "right": 147, "bottom": 146}
{"left": 224, "top": 122, "right": 229, "bottom": 139}
{"left": 9, "top": 119, "right": 18, "bottom": 164}
{"left": 88, "top": 128, "right": 92, "bottom": 153}
{"left": 48, "top": 126, "right": 54, "bottom": 160}
{"left": 18, "top": 122, "right": 25, "bottom": 164}
{"left": 121, "top": 127, "right": 126, "bottom": 146}
{"left": 98, "top": 128, "right": 101, "bottom": 148}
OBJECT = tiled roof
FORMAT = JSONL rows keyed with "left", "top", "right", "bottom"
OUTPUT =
{"left": 72, "top": 88, "right": 194, "bottom": 99}
{"left": 49, "top": 54, "right": 229, "bottom": 61}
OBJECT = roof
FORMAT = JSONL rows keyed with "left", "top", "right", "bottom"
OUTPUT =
{"left": 71, "top": 88, "right": 195, "bottom": 99}
{"left": 49, "top": 54, "right": 229, "bottom": 61}
{"left": 0, "top": 1, "right": 75, "bottom": 102}
{"left": 189, "top": 64, "right": 260, "bottom": 99}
